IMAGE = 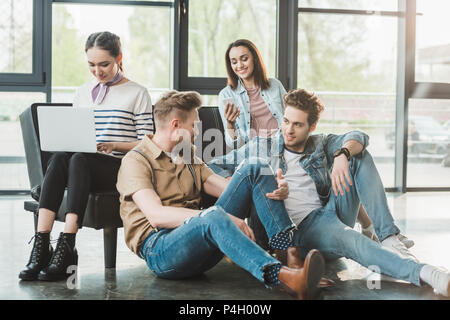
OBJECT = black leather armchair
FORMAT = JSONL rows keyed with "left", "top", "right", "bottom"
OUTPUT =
{"left": 20, "top": 103, "right": 123, "bottom": 268}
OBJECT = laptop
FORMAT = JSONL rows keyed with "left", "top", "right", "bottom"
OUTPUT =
{"left": 37, "top": 106, "right": 98, "bottom": 153}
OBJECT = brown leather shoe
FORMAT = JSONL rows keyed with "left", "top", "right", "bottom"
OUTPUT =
{"left": 277, "top": 249, "right": 325, "bottom": 300}
{"left": 275, "top": 247, "right": 335, "bottom": 288}
{"left": 274, "top": 247, "right": 304, "bottom": 269}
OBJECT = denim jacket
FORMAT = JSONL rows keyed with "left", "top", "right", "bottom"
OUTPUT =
{"left": 218, "top": 78, "right": 286, "bottom": 149}
{"left": 208, "top": 129, "right": 369, "bottom": 206}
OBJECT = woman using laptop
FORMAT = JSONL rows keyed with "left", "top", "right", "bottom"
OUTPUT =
{"left": 19, "top": 31, "right": 153, "bottom": 282}
{"left": 218, "top": 39, "right": 286, "bottom": 149}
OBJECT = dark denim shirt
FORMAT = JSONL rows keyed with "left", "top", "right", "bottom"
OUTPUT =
{"left": 207, "top": 129, "right": 369, "bottom": 206}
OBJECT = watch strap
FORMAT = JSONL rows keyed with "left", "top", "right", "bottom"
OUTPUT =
{"left": 334, "top": 147, "right": 351, "bottom": 160}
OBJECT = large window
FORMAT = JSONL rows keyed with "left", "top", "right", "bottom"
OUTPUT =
{"left": 297, "top": 8, "right": 398, "bottom": 188}
{"left": 0, "top": 92, "right": 46, "bottom": 191}
{"left": 187, "top": 0, "right": 276, "bottom": 78}
{"left": 407, "top": 99, "right": 450, "bottom": 188}
{"left": 415, "top": 0, "right": 450, "bottom": 83}
{"left": 0, "top": 0, "right": 46, "bottom": 192}
{"left": 1, "top": 0, "right": 448, "bottom": 193}
{"left": 298, "top": 0, "right": 397, "bottom": 11}
{"left": 179, "top": 0, "right": 277, "bottom": 93}
{"left": 0, "top": 0, "right": 33, "bottom": 74}
{"left": 52, "top": 2, "right": 173, "bottom": 103}
{"left": 410, "top": 0, "right": 450, "bottom": 189}
{"left": 0, "top": 0, "right": 45, "bottom": 86}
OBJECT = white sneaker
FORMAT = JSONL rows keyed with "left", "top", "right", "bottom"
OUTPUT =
{"left": 422, "top": 266, "right": 450, "bottom": 297}
{"left": 381, "top": 235, "right": 419, "bottom": 262}
{"left": 397, "top": 233, "right": 415, "bottom": 249}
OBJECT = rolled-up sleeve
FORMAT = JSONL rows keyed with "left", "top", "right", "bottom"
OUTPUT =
{"left": 324, "top": 130, "right": 370, "bottom": 160}
{"left": 342, "top": 130, "right": 369, "bottom": 148}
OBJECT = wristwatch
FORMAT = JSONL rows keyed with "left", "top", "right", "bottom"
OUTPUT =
{"left": 333, "top": 147, "right": 351, "bottom": 160}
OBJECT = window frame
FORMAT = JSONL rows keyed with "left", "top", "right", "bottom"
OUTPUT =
{"left": 413, "top": 0, "right": 450, "bottom": 94}
{"left": 296, "top": 1, "right": 404, "bottom": 191}
{"left": 2, "top": 0, "right": 449, "bottom": 194}
{"left": 176, "top": 0, "right": 291, "bottom": 95}
{"left": 398, "top": 0, "right": 450, "bottom": 191}
{"left": 0, "top": 0, "right": 175, "bottom": 194}
{"left": 295, "top": 0, "right": 450, "bottom": 192}
{"left": 0, "top": 0, "right": 46, "bottom": 88}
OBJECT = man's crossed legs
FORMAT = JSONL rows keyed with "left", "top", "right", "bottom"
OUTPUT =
{"left": 292, "top": 150, "right": 449, "bottom": 296}
{"left": 140, "top": 158, "right": 325, "bottom": 299}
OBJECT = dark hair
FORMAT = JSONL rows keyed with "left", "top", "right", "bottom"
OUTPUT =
{"left": 85, "top": 31, "right": 123, "bottom": 71}
{"left": 154, "top": 91, "right": 202, "bottom": 128}
{"left": 225, "top": 39, "right": 270, "bottom": 90}
{"left": 283, "top": 89, "right": 325, "bottom": 126}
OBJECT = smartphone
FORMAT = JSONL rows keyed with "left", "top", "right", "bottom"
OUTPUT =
{"left": 222, "top": 97, "right": 235, "bottom": 106}
{"left": 223, "top": 98, "right": 240, "bottom": 113}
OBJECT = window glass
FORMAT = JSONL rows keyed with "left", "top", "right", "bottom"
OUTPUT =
{"left": 0, "top": 0, "right": 33, "bottom": 74}
{"left": 298, "top": 0, "right": 397, "bottom": 11}
{"left": 415, "top": 0, "right": 450, "bottom": 83}
{"left": 0, "top": 92, "right": 46, "bottom": 190}
{"left": 298, "top": 13, "right": 398, "bottom": 187}
{"left": 188, "top": 0, "right": 277, "bottom": 78}
{"left": 52, "top": 3, "right": 172, "bottom": 103}
{"left": 407, "top": 99, "right": 450, "bottom": 187}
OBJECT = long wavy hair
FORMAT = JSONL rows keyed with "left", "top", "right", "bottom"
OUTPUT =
{"left": 225, "top": 39, "right": 270, "bottom": 90}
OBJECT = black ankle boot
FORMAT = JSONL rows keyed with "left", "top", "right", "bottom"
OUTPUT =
{"left": 38, "top": 232, "right": 78, "bottom": 281}
{"left": 19, "top": 232, "right": 53, "bottom": 281}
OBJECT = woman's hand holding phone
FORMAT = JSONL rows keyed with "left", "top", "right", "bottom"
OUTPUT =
{"left": 223, "top": 99, "right": 240, "bottom": 128}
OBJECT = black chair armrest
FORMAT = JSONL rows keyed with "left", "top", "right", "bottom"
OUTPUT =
{"left": 24, "top": 200, "right": 39, "bottom": 213}
{"left": 20, "top": 108, "right": 44, "bottom": 189}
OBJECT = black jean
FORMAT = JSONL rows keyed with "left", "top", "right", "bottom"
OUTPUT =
{"left": 39, "top": 152, "right": 122, "bottom": 227}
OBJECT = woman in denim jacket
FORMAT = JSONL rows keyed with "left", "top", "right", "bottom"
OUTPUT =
{"left": 218, "top": 39, "right": 286, "bottom": 149}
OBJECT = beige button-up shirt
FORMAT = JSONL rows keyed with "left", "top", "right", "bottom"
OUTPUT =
{"left": 116, "top": 135, "right": 214, "bottom": 256}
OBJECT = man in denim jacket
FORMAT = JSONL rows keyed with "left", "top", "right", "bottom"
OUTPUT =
{"left": 208, "top": 89, "right": 450, "bottom": 297}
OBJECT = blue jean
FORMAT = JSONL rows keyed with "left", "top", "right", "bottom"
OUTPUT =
{"left": 292, "top": 151, "right": 424, "bottom": 286}
{"left": 140, "top": 158, "right": 295, "bottom": 285}
{"left": 327, "top": 150, "right": 400, "bottom": 242}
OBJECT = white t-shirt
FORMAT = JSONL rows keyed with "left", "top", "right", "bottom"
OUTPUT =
{"left": 283, "top": 148, "right": 322, "bottom": 226}
{"left": 73, "top": 80, "right": 153, "bottom": 158}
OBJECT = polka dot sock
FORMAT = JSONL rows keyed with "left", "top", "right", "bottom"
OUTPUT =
{"left": 264, "top": 264, "right": 282, "bottom": 287}
{"left": 269, "top": 230, "right": 292, "bottom": 250}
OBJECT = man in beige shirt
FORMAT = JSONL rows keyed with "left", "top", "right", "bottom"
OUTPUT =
{"left": 116, "top": 90, "right": 325, "bottom": 299}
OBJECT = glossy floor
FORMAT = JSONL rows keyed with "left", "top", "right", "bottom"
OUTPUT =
{"left": 1, "top": 193, "right": 449, "bottom": 300}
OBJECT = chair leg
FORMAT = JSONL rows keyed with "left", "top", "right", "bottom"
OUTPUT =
{"left": 103, "top": 227, "right": 117, "bottom": 269}
{"left": 33, "top": 209, "right": 39, "bottom": 233}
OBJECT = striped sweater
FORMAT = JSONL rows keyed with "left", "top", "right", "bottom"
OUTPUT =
{"left": 73, "top": 80, "right": 153, "bottom": 158}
